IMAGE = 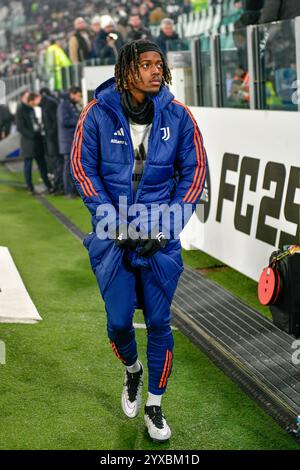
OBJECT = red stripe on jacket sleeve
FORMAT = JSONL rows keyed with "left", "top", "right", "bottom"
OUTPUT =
{"left": 71, "top": 99, "right": 98, "bottom": 197}
{"left": 173, "top": 99, "right": 207, "bottom": 204}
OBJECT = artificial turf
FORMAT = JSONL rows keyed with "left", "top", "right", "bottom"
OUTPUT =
{"left": 0, "top": 166, "right": 298, "bottom": 450}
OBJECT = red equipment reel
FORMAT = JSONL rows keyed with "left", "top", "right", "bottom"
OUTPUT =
{"left": 258, "top": 266, "right": 281, "bottom": 306}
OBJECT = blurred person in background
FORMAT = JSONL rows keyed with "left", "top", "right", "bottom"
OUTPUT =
{"left": 57, "top": 85, "right": 82, "bottom": 198}
{"left": 156, "top": 18, "right": 179, "bottom": 56}
{"left": 91, "top": 15, "right": 102, "bottom": 36}
{"left": 191, "top": 0, "right": 208, "bottom": 13}
{"left": 0, "top": 104, "right": 14, "bottom": 140}
{"left": 91, "top": 15, "right": 102, "bottom": 57}
{"left": 93, "top": 15, "right": 123, "bottom": 63}
{"left": 260, "top": 0, "right": 300, "bottom": 23}
{"left": 117, "top": 16, "right": 131, "bottom": 42}
{"left": 234, "top": 0, "right": 264, "bottom": 28}
{"left": 126, "top": 14, "right": 153, "bottom": 42}
{"left": 69, "top": 17, "right": 92, "bottom": 64}
{"left": 16, "top": 92, "right": 52, "bottom": 195}
{"left": 40, "top": 88, "right": 64, "bottom": 195}
{"left": 45, "top": 38, "right": 72, "bottom": 91}
{"left": 148, "top": 6, "right": 166, "bottom": 25}
{"left": 139, "top": 3, "right": 150, "bottom": 27}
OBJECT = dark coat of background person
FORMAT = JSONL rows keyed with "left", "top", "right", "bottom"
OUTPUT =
{"left": 155, "top": 30, "right": 179, "bottom": 56}
{"left": 126, "top": 26, "right": 153, "bottom": 42}
{"left": 0, "top": 104, "right": 14, "bottom": 138}
{"left": 260, "top": 0, "right": 300, "bottom": 23}
{"left": 93, "top": 29, "right": 123, "bottom": 63}
{"left": 235, "top": 0, "right": 264, "bottom": 28}
{"left": 243, "top": 0, "right": 264, "bottom": 10}
{"left": 57, "top": 93, "right": 80, "bottom": 155}
{"left": 16, "top": 102, "right": 44, "bottom": 159}
{"left": 41, "top": 94, "right": 59, "bottom": 157}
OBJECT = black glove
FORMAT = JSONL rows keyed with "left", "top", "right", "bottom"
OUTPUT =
{"left": 137, "top": 232, "right": 168, "bottom": 258}
{"left": 115, "top": 232, "right": 139, "bottom": 250}
{"left": 114, "top": 225, "right": 141, "bottom": 250}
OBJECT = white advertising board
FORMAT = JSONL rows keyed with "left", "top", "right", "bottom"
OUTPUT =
{"left": 180, "top": 107, "right": 300, "bottom": 281}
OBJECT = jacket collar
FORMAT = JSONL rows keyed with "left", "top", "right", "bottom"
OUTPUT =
{"left": 94, "top": 77, "right": 174, "bottom": 114}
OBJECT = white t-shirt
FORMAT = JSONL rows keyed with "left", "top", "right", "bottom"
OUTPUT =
{"left": 129, "top": 118, "right": 152, "bottom": 193}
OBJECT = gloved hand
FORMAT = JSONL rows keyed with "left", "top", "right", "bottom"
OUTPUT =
{"left": 137, "top": 232, "right": 168, "bottom": 258}
{"left": 114, "top": 225, "right": 141, "bottom": 250}
{"left": 115, "top": 232, "right": 139, "bottom": 250}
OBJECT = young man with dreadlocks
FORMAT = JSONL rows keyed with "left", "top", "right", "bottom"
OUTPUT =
{"left": 71, "top": 40, "right": 207, "bottom": 442}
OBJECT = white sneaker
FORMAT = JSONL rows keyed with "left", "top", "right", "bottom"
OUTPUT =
{"left": 144, "top": 405, "right": 171, "bottom": 442}
{"left": 121, "top": 361, "right": 143, "bottom": 419}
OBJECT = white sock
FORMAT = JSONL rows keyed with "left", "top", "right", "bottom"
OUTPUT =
{"left": 126, "top": 360, "right": 141, "bottom": 374}
{"left": 146, "top": 392, "right": 162, "bottom": 407}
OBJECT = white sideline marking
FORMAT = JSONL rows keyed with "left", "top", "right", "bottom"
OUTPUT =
{"left": 0, "top": 247, "right": 42, "bottom": 324}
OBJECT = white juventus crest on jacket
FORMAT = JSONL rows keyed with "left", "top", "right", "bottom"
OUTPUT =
{"left": 160, "top": 127, "right": 170, "bottom": 142}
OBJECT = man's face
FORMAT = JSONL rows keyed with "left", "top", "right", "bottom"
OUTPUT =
{"left": 128, "top": 51, "right": 164, "bottom": 96}
{"left": 162, "top": 24, "right": 174, "bottom": 37}
{"left": 130, "top": 16, "right": 141, "bottom": 29}
{"left": 28, "top": 96, "right": 42, "bottom": 107}
{"left": 104, "top": 24, "right": 114, "bottom": 34}
{"left": 75, "top": 18, "right": 86, "bottom": 31}
{"left": 70, "top": 92, "right": 82, "bottom": 103}
{"left": 91, "top": 23, "right": 101, "bottom": 34}
{"left": 21, "top": 91, "right": 29, "bottom": 104}
{"left": 234, "top": 1, "right": 243, "bottom": 9}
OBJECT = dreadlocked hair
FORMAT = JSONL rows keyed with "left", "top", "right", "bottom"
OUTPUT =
{"left": 115, "top": 40, "right": 172, "bottom": 93}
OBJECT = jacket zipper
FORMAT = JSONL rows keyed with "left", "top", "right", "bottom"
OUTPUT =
{"left": 99, "top": 96, "right": 157, "bottom": 209}
{"left": 134, "top": 101, "right": 157, "bottom": 205}
{"left": 118, "top": 115, "right": 135, "bottom": 206}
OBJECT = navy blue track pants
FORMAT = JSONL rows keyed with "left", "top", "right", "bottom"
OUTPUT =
{"left": 103, "top": 258, "right": 174, "bottom": 395}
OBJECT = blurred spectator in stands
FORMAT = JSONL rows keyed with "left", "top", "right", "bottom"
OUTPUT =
{"left": 57, "top": 86, "right": 82, "bottom": 198}
{"left": 115, "top": 4, "right": 128, "bottom": 23}
{"left": 234, "top": 1, "right": 264, "bottom": 70}
{"left": 40, "top": 88, "right": 64, "bottom": 195}
{"left": 182, "top": 0, "right": 193, "bottom": 15}
{"left": 260, "top": 0, "right": 300, "bottom": 23}
{"left": 69, "top": 17, "right": 92, "bottom": 64}
{"left": 16, "top": 92, "right": 52, "bottom": 195}
{"left": 235, "top": 0, "right": 264, "bottom": 28}
{"left": 117, "top": 16, "right": 131, "bottom": 42}
{"left": 127, "top": 14, "right": 153, "bottom": 41}
{"left": 156, "top": 18, "right": 179, "bottom": 56}
{"left": 18, "top": 90, "right": 30, "bottom": 109}
{"left": 265, "top": 74, "right": 282, "bottom": 108}
{"left": 229, "top": 65, "right": 250, "bottom": 105}
{"left": 0, "top": 104, "right": 14, "bottom": 140}
{"left": 45, "top": 38, "right": 72, "bottom": 91}
{"left": 139, "top": 3, "right": 150, "bottom": 27}
{"left": 144, "top": 0, "right": 156, "bottom": 14}
{"left": 91, "top": 15, "right": 102, "bottom": 57}
{"left": 149, "top": 7, "right": 166, "bottom": 25}
{"left": 91, "top": 15, "right": 102, "bottom": 36}
{"left": 191, "top": 0, "right": 208, "bottom": 13}
{"left": 93, "top": 15, "right": 123, "bottom": 64}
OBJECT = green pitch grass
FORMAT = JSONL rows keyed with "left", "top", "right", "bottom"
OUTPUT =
{"left": 0, "top": 166, "right": 298, "bottom": 449}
